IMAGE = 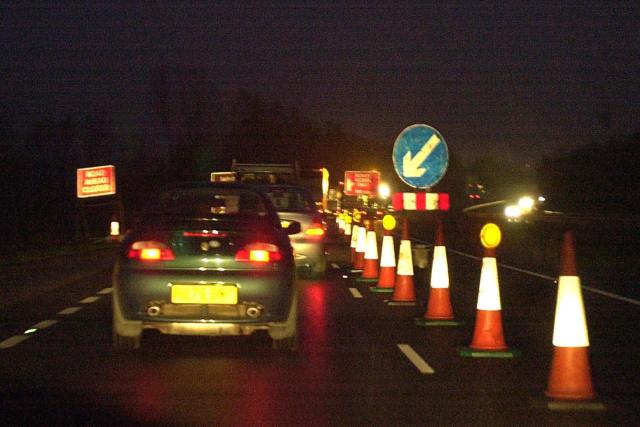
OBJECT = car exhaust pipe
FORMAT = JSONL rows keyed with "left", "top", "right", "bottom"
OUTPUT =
{"left": 246, "top": 306, "right": 262, "bottom": 318}
{"left": 147, "top": 305, "right": 161, "bottom": 317}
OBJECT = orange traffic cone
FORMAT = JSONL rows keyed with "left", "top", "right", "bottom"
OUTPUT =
{"left": 423, "top": 218, "right": 455, "bottom": 319}
{"left": 349, "top": 224, "right": 359, "bottom": 265}
{"left": 388, "top": 218, "right": 416, "bottom": 305}
{"left": 344, "top": 218, "right": 352, "bottom": 242}
{"left": 545, "top": 231, "right": 596, "bottom": 400}
{"left": 372, "top": 229, "right": 396, "bottom": 292}
{"left": 469, "top": 245, "right": 508, "bottom": 350}
{"left": 353, "top": 222, "right": 367, "bottom": 271}
{"left": 360, "top": 225, "right": 379, "bottom": 281}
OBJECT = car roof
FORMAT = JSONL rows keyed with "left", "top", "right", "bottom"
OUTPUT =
{"left": 254, "top": 183, "right": 312, "bottom": 193}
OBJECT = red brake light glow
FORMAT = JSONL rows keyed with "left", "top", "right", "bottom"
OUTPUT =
{"left": 235, "top": 243, "right": 282, "bottom": 263}
{"left": 128, "top": 241, "right": 175, "bottom": 261}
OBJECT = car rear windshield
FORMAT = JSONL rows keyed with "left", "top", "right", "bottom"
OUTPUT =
{"left": 262, "top": 187, "right": 314, "bottom": 213}
{"left": 158, "top": 188, "right": 269, "bottom": 219}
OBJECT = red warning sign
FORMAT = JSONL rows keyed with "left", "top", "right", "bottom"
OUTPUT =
{"left": 77, "top": 165, "right": 116, "bottom": 198}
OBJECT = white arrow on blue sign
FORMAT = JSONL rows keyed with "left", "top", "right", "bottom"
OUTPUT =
{"left": 392, "top": 124, "right": 449, "bottom": 189}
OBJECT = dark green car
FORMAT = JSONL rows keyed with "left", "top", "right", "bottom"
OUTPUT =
{"left": 112, "top": 183, "right": 301, "bottom": 351}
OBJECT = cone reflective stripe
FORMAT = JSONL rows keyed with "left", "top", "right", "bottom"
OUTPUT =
{"left": 546, "top": 231, "right": 595, "bottom": 400}
{"left": 552, "top": 275, "right": 589, "bottom": 347}
{"left": 354, "top": 225, "right": 367, "bottom": 270}
{"left": 424, "top": 218, "right": 454, "bottom": 319}
{"left": 377, "top": 233, "right": 396, "bottom": 288}
{"left": 470, "top": 256, "right": 507, "bottom": 350}
{"left": 361, "top": 230, "right": 379, "bottom": 279}
{"left": 350, "top": 224, "right": 359, "bottom": 264}
{"left": 429, "top": 246, "right": 449, "bottom": 289}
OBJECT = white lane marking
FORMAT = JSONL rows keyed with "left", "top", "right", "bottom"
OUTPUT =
{"left": 0, "top": 335, "right": 31, "bottom": 349}
{"left": 31, "top": 320, "right": 59, "bottom": 330}
{"left": 58, "top": 307, "right": 82, "bottom": 315}
{"left": 331, "top": 263, "right": 340, "bottom": 269}
{"left": 349, "top": 288, "right": 363, "bottom": 298}
{"left": 445, "top": 247, "right": 640, "bottom": 306}
{"left": 80, "top": 296, "right": 101, "bottom": 304}
{"left": 97, "top": 287, "right": 113, "bottom": 295}
{"left": 397, "top": 344, "right": 435, "bottom": 374}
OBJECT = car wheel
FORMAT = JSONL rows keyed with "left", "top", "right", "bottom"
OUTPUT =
{"left": 269, "top": 290, "right": 299, "bottom": 352}
{"left": 112, "top": 287, "right": 143, "bottom": 351}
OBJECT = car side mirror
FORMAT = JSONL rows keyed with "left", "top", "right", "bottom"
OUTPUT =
{"left": 282, "top": 220, "right": 301, "bottom": 235}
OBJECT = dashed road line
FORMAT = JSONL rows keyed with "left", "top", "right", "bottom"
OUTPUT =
{"left": 331, "top": 263, "right": 340, "bottom": 269}
{"left": 0, "top": 335, "right": 31, "bottom": 349}
{"left": 349, "top": 288, "right": 363, "bottom": 299}
{"left": 97, "top": 287, "right": 113, "bottom": 295}
{"left": 58, "top": 307, "right": 82, "bottom": 315}
{"left": 80, "top": 296, "right": 101, "bottom": 304}
{"left": 397, "top": 344, "right": 435, "bottom": 374}
{"left": 31, "top": 320, "right": 59, "bottom": 330}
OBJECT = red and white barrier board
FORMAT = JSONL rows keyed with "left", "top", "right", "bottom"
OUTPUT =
{"left": 392, "top": 192, "right": 449, "bottom": 211}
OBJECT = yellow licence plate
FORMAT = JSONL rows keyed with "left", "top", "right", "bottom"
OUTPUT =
{"left": 171, "top": 284, "right": 238, "bottom": 304}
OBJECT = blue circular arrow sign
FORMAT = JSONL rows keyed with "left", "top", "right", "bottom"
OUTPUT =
{"left": 392, "top": 124, "right": 449, "bottom": 189}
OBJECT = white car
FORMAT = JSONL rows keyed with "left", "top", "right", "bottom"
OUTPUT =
{"left": 258, "top": 184, "right": 327, "bottom": 278}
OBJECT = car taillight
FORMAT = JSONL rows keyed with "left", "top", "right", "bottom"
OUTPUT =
{"left": 127, "top": 241, "right": 175, "bottom": 261}
{"left": 305, "top": 224, "right": 325, "bottom": 237}
{"left": 235, "top": 243, "right": 282, "bottom": 263}
{"left": 305, "top": 213, "right": 326, "bottom": 237}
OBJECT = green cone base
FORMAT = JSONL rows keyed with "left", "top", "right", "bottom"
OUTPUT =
{"left": 369, "top": 286, "right": 394, "bottom": 293}
{"left": 415, "top": 318, "right": 464, "bottom": 327}
{"left": 457, "top": 346, "right": 521, "bottom": 358}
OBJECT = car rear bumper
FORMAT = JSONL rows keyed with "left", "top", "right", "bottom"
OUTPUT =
{"left": 114, "top": 267, "right": 295, "bottom": 324}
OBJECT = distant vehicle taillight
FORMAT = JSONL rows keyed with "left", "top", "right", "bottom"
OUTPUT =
{"left": 128, "top": 241, "right": 175, "bottom": 261}
{"left": 305, "top": 225, "right": 325, "bottom": 237}
{"left": 305, "top": 213, "right": 326, "bottom": 237}
{"left": 235, "top": 243, "right": 282, "bottom": 263}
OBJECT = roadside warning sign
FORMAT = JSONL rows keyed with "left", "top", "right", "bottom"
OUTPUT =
{"left": 77, "top": 165, "right": 116, "bottom": 198}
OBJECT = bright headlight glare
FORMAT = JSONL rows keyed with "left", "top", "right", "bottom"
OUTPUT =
{"left": 518, "top": 196, "right": 535, "bottom": 212}
{"left": 505, "top": 205, "right": 522, "bottom": 218}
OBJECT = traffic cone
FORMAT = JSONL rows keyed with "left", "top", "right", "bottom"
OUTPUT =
{"left": 388, "top": 218, "right": 416, "bottom": 305}
{"left": 344, "top": 218, "right": 352, "bottom": 243}
{"left": 545, "top": 231, "right": 596, "bottom": 400}
{"left": 359, "top": 225, "right": 379, "bottom": 281}
{"left": 423, "top": 218, "right": 455, "bottom": 320}
{"left": 469, "top": 246, "right": 507, "bottom": 350}
{"left": 350, "top": 224, "right": 359, "bottom": 265}
{"left": 336, "top": 212, "right": 345, "bottom": 235}
{"left": 416, "top": 218, "right": 461, "bottom": 326}
{"left": 371, "top": 229, "right": 396, "bottom": 292}
{"left": 353, "top": 223, "right": 367, "bottom": 271}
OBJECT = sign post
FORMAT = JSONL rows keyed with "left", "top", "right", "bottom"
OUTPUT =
{"left": 76, "top": 165, "right": 122, "bottom": 241}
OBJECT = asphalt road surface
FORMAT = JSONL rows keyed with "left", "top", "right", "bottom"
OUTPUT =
{"left": 1, "top": 236, "right": 639, "bottom": 426}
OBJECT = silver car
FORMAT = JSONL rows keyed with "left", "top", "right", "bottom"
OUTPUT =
{"left": 258, "top": 184, "right": 327, "bottom": 278}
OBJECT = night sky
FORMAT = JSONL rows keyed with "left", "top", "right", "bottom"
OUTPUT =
{"left": 2, "top": 1, "right": 639, "bottom": 162}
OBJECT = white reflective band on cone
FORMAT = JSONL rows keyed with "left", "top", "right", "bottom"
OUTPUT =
{"left": 396, "top": 240, "right": 414, "bottom": 275}
{"left": 430, "top": 246, "right": 449, "bottom": 289}
{"left": 350, "top": 225, "right": 359, "bottom": 248}
{"left": 476, "top": 257, "right": 501, "bottom": 310}
{"left": 356, "top": 226, "right": 367, "bottom": 253}
{"left": 364, "top": 231, "right": 378, "bottom": 260}
{"left": 380, "top": 235, "right": 396, "bottom": 267}
{"left": 552, "top": 275, "right": 590, "bottom": 347}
